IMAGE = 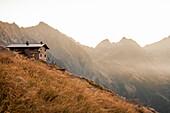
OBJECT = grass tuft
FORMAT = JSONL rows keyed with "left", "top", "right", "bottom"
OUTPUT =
{"left": 0, "top": 51, "right": 141, "bottom": 113}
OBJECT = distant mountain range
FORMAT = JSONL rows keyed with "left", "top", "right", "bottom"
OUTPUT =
{"left": 0, "top": 21, "right": 170, "bottom": 113}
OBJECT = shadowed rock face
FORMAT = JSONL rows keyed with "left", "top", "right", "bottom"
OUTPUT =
{"left": 0, "top": 21, "right": 103, "bottom": 82}
{"left": 0, "top": 21, "right": 37, "bottom": 45}
{"left": 82, "top": 37, "right": 170, "bottom": 113}
{"left": 0, "top": 21, "right": 170, "bottom": 113}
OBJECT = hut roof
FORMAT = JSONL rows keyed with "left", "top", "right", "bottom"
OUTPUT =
{"left": 6, "top": 43, "right": 49, "bottom": 49}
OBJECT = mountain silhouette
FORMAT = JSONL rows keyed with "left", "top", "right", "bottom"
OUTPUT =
{"left": 0, "top": 21, "right": 170, "bottom": 113}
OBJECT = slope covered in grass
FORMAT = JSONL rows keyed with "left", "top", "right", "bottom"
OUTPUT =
{"left": 0, "top": 50, "right": 151, "bottom": 113}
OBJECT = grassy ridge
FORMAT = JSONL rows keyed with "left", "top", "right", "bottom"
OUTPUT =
{"left": 0, "top": 51, "right": 147, "bottom": 113}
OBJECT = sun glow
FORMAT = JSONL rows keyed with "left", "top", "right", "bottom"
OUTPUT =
{"left": 1, "top": 0, "right": 170, "bottom": 47}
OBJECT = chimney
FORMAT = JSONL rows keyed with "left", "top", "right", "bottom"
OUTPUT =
{"left": 40, "top": 41, "right": 43, "bottom": 44}
{"left": 26, "top": 41, "right": 29, "bottom": 46}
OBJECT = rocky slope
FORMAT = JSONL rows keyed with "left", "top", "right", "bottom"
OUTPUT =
{"left": 0, "top": 21, "right": 36, "bottom": 46}
{"left": 82, "top": 38, "right": 170, "bottom": 113}
{"left": 0, "top": 21, "right": 170, "bottom": 113}
{"left": 1, "top": 49, "right": 156, "bottom": 113}
{"left": 0, "top": 21, "right": 105, "bottom": 83}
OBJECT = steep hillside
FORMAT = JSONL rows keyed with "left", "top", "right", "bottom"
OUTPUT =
{"left": 145, "top": 36, "right": 170, "bottom": 73}
{"left": 0, "top": 21, "right": 169, "bottom": 113}
{"left": 0, "top": 49, "right": 154, "bottom": 113}
{"left": 0, "top": 21, "right": 103, "bottom": 82}
{"left": 0, "top": 21, "right": 36, "bottom": 46}
{"left": 83, "top": 37, "right": 170, "bottom": 113}
{"left": 22, "top": 22, "right": 93, "bottom": 75}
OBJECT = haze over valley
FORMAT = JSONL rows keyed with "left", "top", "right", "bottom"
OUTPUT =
{"left": 0, "top": 21, "right": 170, "bottom": 113}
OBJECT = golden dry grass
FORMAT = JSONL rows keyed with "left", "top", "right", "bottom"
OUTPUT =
{"left": 0, "top": 51, "right": 142, "bottom": 113}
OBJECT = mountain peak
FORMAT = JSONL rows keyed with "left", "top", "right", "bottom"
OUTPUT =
{"left": 102, "top": 39, "right": 110, "bottom": 42}
{"left": 97, "top": 39, "right": 111, "bottom": 46}
{"left": 122, "top": 37, "right": 127, "bottom": 40}
{"left": 120, "top": 37, "right": 132, "bottom": 41}
{"left": 37, "top": 21, "right": 49, "bottom": 26}
{"left": 30, "top": 21, "right": 54, "bottom": 30}
{"left": 118, "top": 37, "right": 140, "bottom": 47}
{"left": 12, "top": 22, "right": 17, "bottom": 25}
{"left": 0, "top": 21, "right": 18, "bottom": 27}
{"left": 95, "top": 39, "right": 113, "bottom": 49}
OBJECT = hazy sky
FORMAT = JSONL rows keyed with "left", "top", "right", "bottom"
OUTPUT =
{"left": 0, "top": 0, "right": 170, "bottom": 47}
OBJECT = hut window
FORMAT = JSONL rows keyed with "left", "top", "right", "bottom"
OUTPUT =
{"left": 31, "top": 53, "right": 34, "bottom": 56}
{"left": 40, "top": 54, "right": 42, "bottom": 57}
